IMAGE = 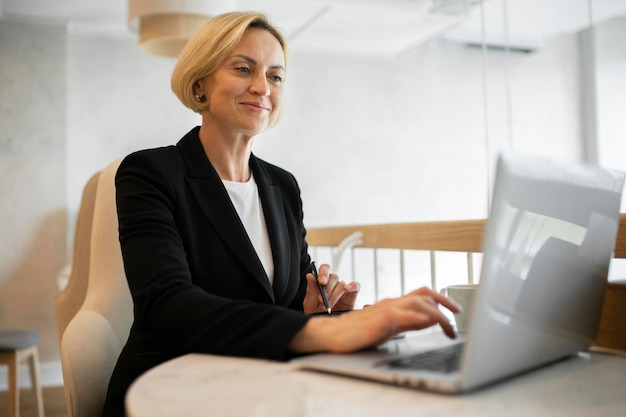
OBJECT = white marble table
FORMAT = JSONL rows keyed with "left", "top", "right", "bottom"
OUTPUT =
{"left": 126, "top": 347, "right": 626, "bottom": 417}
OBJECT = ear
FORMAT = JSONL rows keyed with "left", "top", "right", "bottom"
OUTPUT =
{"left": 193, "top": 81, "right": 204, "bottom": 100}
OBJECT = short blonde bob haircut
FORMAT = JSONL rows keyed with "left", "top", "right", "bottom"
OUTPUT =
{"left": 171, "top": 11, "right": 287, "bottom": 114}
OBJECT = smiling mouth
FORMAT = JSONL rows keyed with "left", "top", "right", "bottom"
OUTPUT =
{"left": 241, "top": 102, "right": 270, "bottom": 111}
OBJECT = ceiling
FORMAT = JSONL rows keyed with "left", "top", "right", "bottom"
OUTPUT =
{"left": 1, "top": 0, "right": 625, "bottom": 57}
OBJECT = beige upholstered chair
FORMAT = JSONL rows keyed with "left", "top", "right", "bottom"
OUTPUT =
{"left": 54, "top": 171, "right": 100, "bottom": 346}
{"left": 60, "top": 159, "right": 133, "bottom": 417}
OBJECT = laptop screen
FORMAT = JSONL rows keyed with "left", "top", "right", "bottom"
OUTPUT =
{"left": 462, "top": 154, "right": 624, "bottom": 388}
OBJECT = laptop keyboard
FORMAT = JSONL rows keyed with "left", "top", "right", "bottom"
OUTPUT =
{"left": 385, "top": 343, "right": 465, "bottom": 373}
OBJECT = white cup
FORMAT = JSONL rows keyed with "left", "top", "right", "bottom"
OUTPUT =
{"left": 440, "top": 284, "right": 479, "bottom": 333}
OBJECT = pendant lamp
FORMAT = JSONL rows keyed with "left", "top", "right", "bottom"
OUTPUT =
{"left": 128, "top": 0, "right": 236, "bottom": 57}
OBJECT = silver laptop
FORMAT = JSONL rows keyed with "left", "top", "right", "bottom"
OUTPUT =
{"left": 293, "top": 153, "right": 624, "bottom": 393}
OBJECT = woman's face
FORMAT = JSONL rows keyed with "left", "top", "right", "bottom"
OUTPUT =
{"left": 196, "top": 28, "right": 285, "bottom": 137}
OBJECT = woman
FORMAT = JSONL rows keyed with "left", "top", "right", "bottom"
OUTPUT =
{"left": 103, "top": 11, "right": 459, "bottom": 416}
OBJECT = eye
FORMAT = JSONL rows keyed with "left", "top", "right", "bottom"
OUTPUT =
{"left": 268, "top": 73, "right": 284, "bottom": 86}
{"left": 235, "top": 66, "right": 251, "bottom": 75}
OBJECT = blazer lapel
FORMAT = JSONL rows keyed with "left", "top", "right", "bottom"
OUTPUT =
{"left": 177, "top": 129, "right": 274, "bottom": 301}
{"left": 250, "top": 156, "right": 291, "bottom": 303}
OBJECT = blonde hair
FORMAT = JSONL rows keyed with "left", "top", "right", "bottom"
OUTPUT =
{"left": 171, "top": 11, "right": 287, "bottom": 113}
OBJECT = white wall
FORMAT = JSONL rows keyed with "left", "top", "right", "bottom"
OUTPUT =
{"left": 0, "top": 19, "right": 67, "bottom": 364}
{"left": 596, "top": 17, "right": 626, "bottom": 278}
{"left": 65, "top": 25, "right": 588, "bottom": 233}
{"left": 255, "top": 32, "right": 585, "bottom": 228}
{"left": 597, "top": 17, "right": 626, "bottom": 174}
{"left": 66, "top": 32, "right": 200, "bottom": 234}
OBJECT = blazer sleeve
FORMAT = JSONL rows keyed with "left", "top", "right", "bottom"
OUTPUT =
{"left": 115, "top": 150, "right": 311, "bottom": 361}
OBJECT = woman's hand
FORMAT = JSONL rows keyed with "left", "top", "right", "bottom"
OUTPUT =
{"left": 302, "top": 263, "right": 360, "bottom": 315}
{"left": 289, "top": 287, "right": 460, "bottom": 353}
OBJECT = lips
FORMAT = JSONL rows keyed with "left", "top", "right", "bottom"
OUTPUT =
{"left": 240, "top": 101, "right": 271, "bottom": 111}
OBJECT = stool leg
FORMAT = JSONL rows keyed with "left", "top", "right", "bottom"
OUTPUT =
{"left": 8, "top": 351, "right": 20, "bottom": 417}
{"left": 27, "top": 347, "right": 45, "bottom": 417}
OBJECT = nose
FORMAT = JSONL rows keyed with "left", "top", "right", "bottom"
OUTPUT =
{"left": 250, "top": 73, "right": 270, "bottom": 96}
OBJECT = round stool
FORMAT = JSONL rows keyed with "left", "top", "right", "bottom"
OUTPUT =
{"left": 0, "top": 329, "right": 44, "bottom": 417}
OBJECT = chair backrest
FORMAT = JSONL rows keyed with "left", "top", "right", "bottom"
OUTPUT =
{"left": 60, "top": 158, "right": 133, "bottom": 417}
{"left": 54, "top": 171, "right": 101, "bottom": 346}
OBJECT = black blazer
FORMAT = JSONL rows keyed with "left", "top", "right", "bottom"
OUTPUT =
{"left": 103, "top": 127, "right": 312, "bottom": 416}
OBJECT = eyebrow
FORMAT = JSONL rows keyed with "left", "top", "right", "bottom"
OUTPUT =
{"left": 230, "top": 54, "right": 285, "bottom": 71}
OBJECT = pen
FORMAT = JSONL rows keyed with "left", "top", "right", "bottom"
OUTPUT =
{"left": 311, "top": 262, "right": 332, "bottom": 315}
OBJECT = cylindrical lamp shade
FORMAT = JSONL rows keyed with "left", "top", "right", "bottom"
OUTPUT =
{"left": 128, "top": 0, "right": 236, "bottom": 57}
{"left": 137, "top": 13, "right": 209, "bottom": 57}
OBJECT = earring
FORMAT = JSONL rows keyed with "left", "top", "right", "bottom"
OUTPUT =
{"left": 195, "top": 94, "right": 203, "bottom": 102}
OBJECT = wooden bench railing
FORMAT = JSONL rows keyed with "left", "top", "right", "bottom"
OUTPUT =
{"left": 306, "top": 214, "right": 626, "bottom": 305}
{"left": 615, "top": 213, "right": 626, "bottom": 258}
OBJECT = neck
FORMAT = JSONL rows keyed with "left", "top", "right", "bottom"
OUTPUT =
{"left": 198, "top": 125, "right": 254, "bottom": 182}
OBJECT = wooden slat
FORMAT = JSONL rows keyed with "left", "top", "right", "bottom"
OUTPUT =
{"left": 306, "top": 219, "right": 486, "bottom": 253}
{"left": 615, "top": 213, "right": 626, "bottom": 259}
{"left": 307, "top": 213, "right": 626, "bottom": 257}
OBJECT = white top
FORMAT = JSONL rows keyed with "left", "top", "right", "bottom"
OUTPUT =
{"left": 223, "top": 174, "right": 274, "bottom": 284}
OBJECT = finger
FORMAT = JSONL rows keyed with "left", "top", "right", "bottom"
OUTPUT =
{"left": 333, "top": 280, "right": 360, "bottom": 300}
{"left": 412, "top": 297, "right": 456, "bottom": 338}
{"left": 326, "top": 277, "right": 345, "bottom": 306}
{"left": 302, "top": 273, "right": 325, "bottom": 314}
{"left": 396, "top": 295, "right": 456, "bottom": 339}
{"left": 333, "top": 281, "right": 360, "bottom": 311}
{"left": 304, "top": 273, "right": 325, "bottom": 308}
{"left": 409, "top": 287, "right": 461, "bottom": 313}
{"left": 325, "top": 273, "right": 340, "bottom": 295}
{"left": 317, "top": 263, "right": 333, "bottom": 285}
{"left": 305, "top": 272, "right": 318, "bottom": 289}
{"left": 430, "top": 290, "right": 462, "bottom": 313}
